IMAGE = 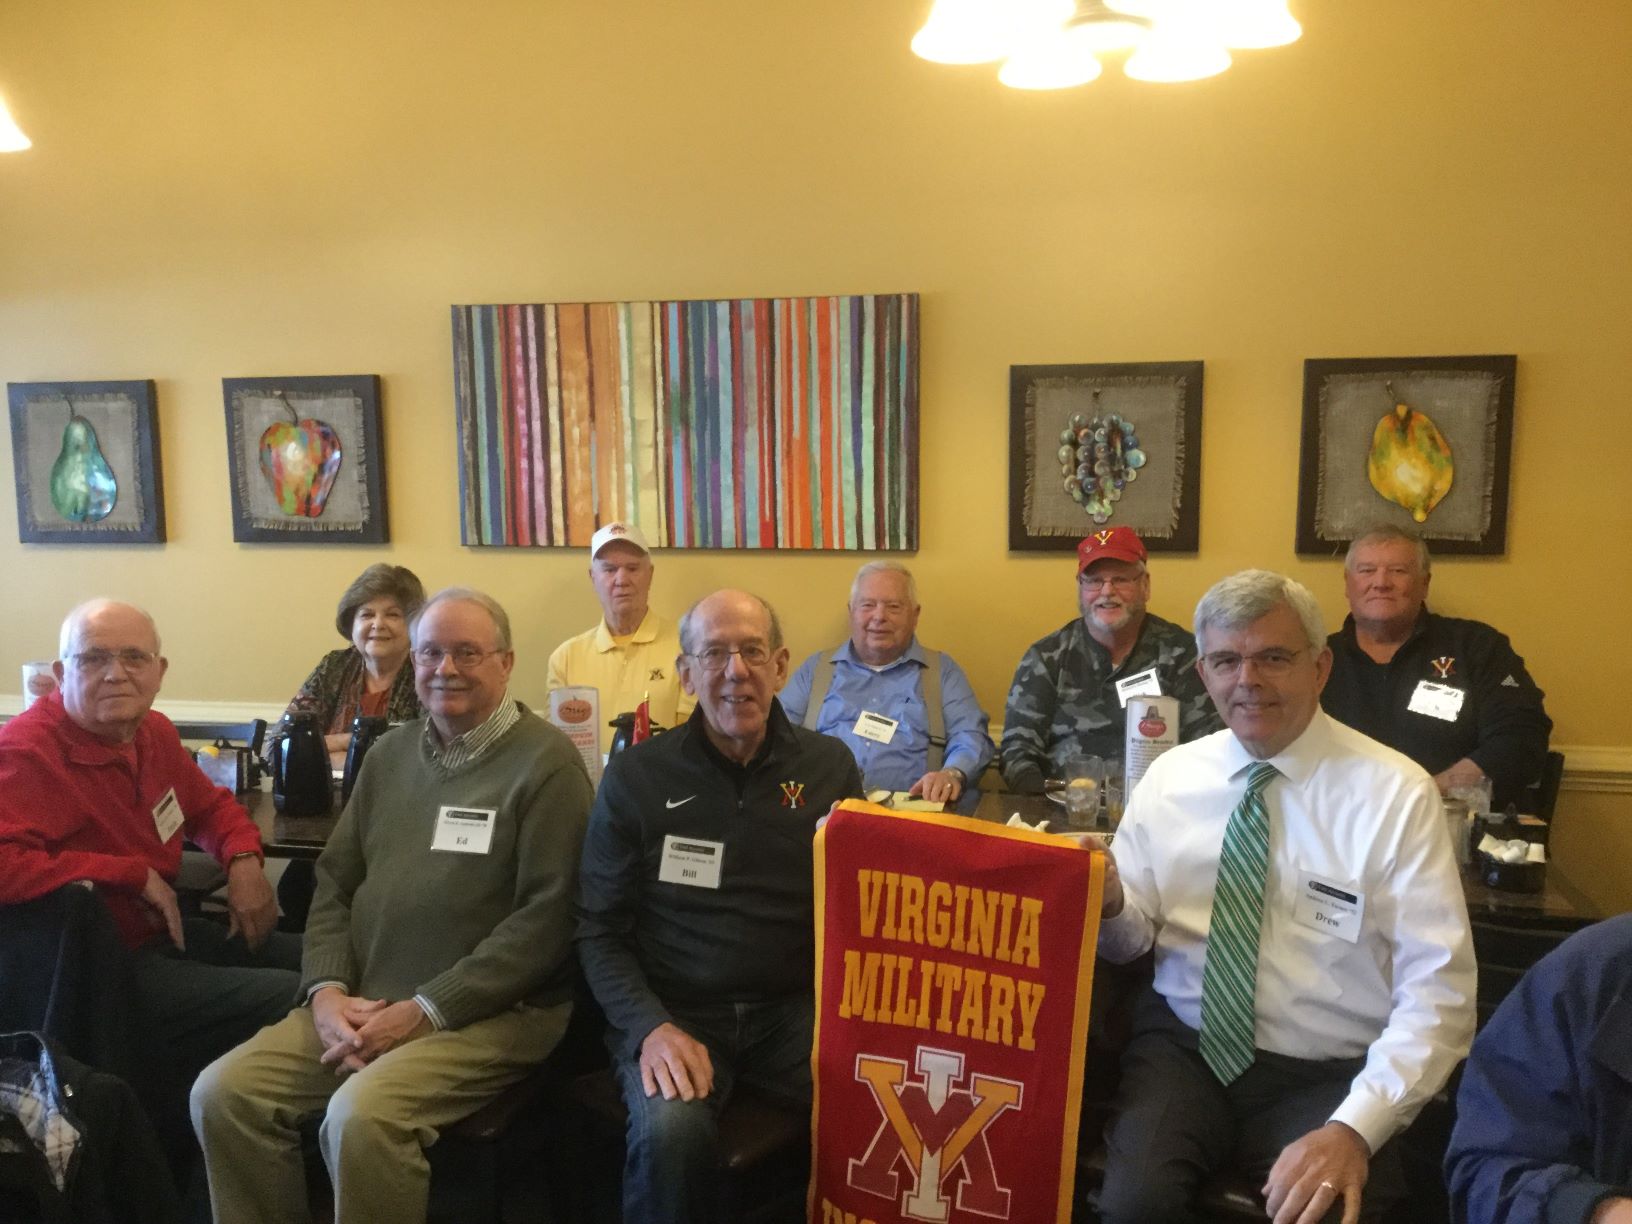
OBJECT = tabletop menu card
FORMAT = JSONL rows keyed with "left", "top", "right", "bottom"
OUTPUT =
{"left": 1125, "top": 694, "right": 1179, "bottom": 794}
{"left": 548, "top": 686, "right": 602, "bottom": 785}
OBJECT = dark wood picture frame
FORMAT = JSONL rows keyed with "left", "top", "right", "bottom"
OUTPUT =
{"left": 1009, "top": 361, "right": 1204, "bottom": 552}
{"left": 7, "top": 379, "right": 166, "bottom": 544}
{"left": 222, "top": 374, "right": 388, "bottom": 544}
{"left": 1296, "top": 355, "right": 1516, "bottom": 557}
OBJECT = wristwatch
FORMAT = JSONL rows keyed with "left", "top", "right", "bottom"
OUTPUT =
{"left": 944, "top": 767, "right": 966, "bottom": 785}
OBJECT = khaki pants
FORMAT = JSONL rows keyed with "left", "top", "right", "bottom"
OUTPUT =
{"left": 190, "top": 1001, "right": 569, "bottom": 1224}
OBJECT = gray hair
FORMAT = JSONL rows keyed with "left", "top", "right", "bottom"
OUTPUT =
{"left": 1344, "top": 525, "right": 1431, "bottom": 576}
{"left": 1194, "top": 570, "right": 1326, "bottom": 653}
{"left": 58, "top": 599, "right": 162, "bottom": 659}
{"left": 678, "top": 590, "right": 784, "bottom": 655}
{"left": 849, "top": 560, "right": 918, "bottom": 607}
{"left": 410, "top": 587, "right": 512, "bottom": 651}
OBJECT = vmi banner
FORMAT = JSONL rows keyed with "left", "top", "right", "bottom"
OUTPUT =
{"left": 810, "top": 803, "right": 1106, "bottom": 1224}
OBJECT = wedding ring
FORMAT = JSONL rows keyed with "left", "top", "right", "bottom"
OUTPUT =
{"left": 1320, "top": 1180, "right": 1337, "bottom": 1192}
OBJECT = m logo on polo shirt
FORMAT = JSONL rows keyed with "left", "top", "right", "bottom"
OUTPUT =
{"left": 847, "top": 1045, "right": 1022, "bottom": 1220}
{"left": 780, "top": 781, "right": 806, "bottom": 808}
{"left": 1430, "top": 656, "right": 1456, "bottom": 679}
{"left": 649, "top": 667, "right": 665, "bottom": 682}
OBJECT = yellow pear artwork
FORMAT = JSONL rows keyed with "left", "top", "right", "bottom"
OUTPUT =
{"left": 1367, "top": 385, "right": 1453, "bottom": 523}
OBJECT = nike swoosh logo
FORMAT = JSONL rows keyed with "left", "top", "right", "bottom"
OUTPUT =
{"left": 665, "top": 796, "right": 697, "bottom": 809}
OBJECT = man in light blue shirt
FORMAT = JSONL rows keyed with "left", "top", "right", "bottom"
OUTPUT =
{"left": 782, "top": 561, "right": 994, "bottom": 811}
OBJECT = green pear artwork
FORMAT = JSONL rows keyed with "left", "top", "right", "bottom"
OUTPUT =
{"left": 259, "top": 394, "right": 342, "bottom": 517}
{"left": 49, "top": 400, "right": 118, "bottom": 522}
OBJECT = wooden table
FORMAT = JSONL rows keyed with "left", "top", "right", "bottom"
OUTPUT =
{"left": 241, "top": 786, "right": 339, "bottom": 860}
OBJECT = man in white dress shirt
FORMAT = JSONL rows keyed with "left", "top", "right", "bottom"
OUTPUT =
{"left": 1095, "top": 569, "right": 1475, "bottom": 1224}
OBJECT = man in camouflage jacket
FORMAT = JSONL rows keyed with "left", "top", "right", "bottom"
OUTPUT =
{"left": 1000, "top": 527, "right": 1221, "bottom": 792}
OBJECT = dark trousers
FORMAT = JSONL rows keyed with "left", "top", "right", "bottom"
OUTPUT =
{"left": 610, "top": 995, "right": 812, "bottom": 1224}
{"left": 130, "top": 918, "right": 301, "bottom": 1150}
{"left": 1098, "top": 989, "right": 1405, "bottom": 1224}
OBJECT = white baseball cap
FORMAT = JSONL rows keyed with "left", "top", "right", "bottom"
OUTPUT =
{"left": 590, "top": 522, "right": 652, "bottom": 558}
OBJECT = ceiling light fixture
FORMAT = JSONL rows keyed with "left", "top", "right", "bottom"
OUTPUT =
{"left": 913, "top": 0, "right": 1299, "bottom": 90}
{"left": 0, "top": 93, "right": 30, "bottom": 153}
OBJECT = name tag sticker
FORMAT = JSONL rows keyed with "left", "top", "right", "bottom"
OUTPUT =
{"left": 659, "top": 834, "right": 724, "bottom": 889}
{"left": 1407, "top": 680, "right": 1465, "bottom": 722}
{"left": 151, "top": 787, "right": 184, "bottom": 844}
{"left": 431, "top": 806, "right": 497, "bottom": 855}
{"left": 853, "top": 711, "right": 899, "bottom": 745}
{"left": 1114, "top": 667, "right": 1163, "bottom": 708}
{"left": 1292, "top": 870, "right": 1364, "bottom": 944}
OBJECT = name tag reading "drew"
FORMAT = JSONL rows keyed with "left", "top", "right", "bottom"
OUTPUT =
{"left": 1292, "top": 870, "right": 1364, "bottom": 944}
{"left": 431, "top": 806, "right": 496, "bottom": 855}
{"left": 659, "top": 835, "right": 724, "bottom": 889}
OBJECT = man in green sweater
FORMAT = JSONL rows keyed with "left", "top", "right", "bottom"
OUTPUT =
{"left": 190, "top": 588, "right": 594, "bottom": 1224}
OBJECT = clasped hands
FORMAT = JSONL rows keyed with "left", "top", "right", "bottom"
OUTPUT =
{"left": 309, "top": 987, "right": 429, "bottom": 1075}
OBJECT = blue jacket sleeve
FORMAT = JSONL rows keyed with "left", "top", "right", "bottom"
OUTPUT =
{"left": 1446, "top": 929, "right": 1628, "bottom": 1224}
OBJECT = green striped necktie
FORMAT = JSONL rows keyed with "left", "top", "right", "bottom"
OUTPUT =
{"left": 1198, "top": 760, "right": 1281, "bottom": 1085}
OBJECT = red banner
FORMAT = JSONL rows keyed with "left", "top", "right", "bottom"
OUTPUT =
{"left": 810, "top": 802, "right": 1106, "bottom": 1224}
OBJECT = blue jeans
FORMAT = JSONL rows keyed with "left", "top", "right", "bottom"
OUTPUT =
{"left": 612, "top": 995, "right": 812, "bottom": 1224}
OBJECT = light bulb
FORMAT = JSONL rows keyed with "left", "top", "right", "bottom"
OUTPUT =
{"left": 1000, "top": 27, "right": 1106, "bottom": 89}
{"left": 912, "top": 0, "right": 1073, "bottom": 65}
{"left": 1210, "top": 0, "right": 1301, "bottom": 49}
{"left": 0, "top": 95, "right": 29, "bottom": 153}
{"left": 1124, "top": 26, "right": 1230, "bottom": 81}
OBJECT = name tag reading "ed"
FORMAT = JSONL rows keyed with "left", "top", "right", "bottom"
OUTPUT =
{"left": 659, "top": 835, "right": 724, "bottom": 889}
{"left": 1292, "top": 871, "right": 1365, "bottom": 944}
{"left": 431, "top": 806, "right": 497, "bottom": 855}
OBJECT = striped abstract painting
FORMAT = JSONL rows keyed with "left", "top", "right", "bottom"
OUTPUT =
{"left": 451, "top": 294, "right": 919, "bottom": 549}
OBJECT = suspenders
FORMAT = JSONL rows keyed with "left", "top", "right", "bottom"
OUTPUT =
{"left": 801, "top": 647, "right": 946, "bottom": 772}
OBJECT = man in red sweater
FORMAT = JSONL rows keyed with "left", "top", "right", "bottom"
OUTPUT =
{"left": 0, "top": 599, "right": 299, "bottom": 1105}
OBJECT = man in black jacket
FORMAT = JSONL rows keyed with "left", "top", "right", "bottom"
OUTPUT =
{"left": 1322, "top": 526, "right": 1552, "bottom": 810}
{"left": 577, "top": 588, "right": 863, "bottom": 1224}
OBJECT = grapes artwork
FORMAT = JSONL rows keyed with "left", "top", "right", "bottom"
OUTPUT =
{"left": 1057, "top": 390, "right": 1147, "bottom": 525}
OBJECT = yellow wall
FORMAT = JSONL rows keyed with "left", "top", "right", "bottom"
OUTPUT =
{"left": 2, "top": 3, "right": 1628, "bottom": 897}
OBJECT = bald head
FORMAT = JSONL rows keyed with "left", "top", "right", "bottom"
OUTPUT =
{"left": 53, "top": 600, "right": 168, "bottom": 743}
{"left": 59, "top": 599, "right": 161, "bottom": 660}
{"left": 676, "top": 589, "right": 790, "bottom": 764}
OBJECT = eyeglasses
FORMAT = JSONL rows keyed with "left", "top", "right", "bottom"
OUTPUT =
{"left": 67, "top": 649, "right": 158, "bottom": 673}
{"left": 686, "top": 645, "right": 774, "bottom": 672}
{"left": 412, "top": 645, "right": 503, "bottom": 669}
{"left": 1200, "top": 647, "right": 1307, "bottom": 678}
{"left": 1078, "top": 573, "right": 1143, "bottom": 592}
{"left": 853, "top": 600, "right": 910, "bottom": 616}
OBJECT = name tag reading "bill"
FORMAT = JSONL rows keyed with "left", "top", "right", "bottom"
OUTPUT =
{"left": 1407, "top": 680, "right": 1466, "bottom": 722}
{"left": 1292, "top": 871, "right": 1364, "bottom": 944}
{"left": 659, "top": 835, "right": 724, "bottom": 889}
{"left": 431, "top": 806, "right": 496, "bottom": 855}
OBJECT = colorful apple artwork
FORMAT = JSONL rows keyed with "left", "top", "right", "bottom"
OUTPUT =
{"left": 259, "top": 395, "right": 343, "bottom": 517}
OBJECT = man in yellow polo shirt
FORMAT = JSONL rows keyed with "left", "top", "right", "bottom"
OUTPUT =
{"left": 547, "top": 522, "right": 694, "bottom": 753}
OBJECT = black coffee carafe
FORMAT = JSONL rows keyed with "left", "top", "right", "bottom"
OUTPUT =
{"left": 271, "top": 713, "right": 333, "bottom": 816}
{"left": 607, "top": 712, "right": 637, "bottom": 760}
{"left": 341, "top": 716, "right": 390, "bottom": 805}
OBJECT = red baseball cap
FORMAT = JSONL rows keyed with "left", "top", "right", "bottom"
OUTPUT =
{"left": 1077, "top": 526, "right": 1147, "bottom": 573}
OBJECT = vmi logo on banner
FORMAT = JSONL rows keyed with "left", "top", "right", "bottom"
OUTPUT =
{"left": 811, "top": 803, "right": 1106, "bottom": 1224}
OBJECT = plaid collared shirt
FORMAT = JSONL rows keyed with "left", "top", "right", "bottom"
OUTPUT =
{"left": 423, "top": 694, "right": 520, "bottom": 769}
